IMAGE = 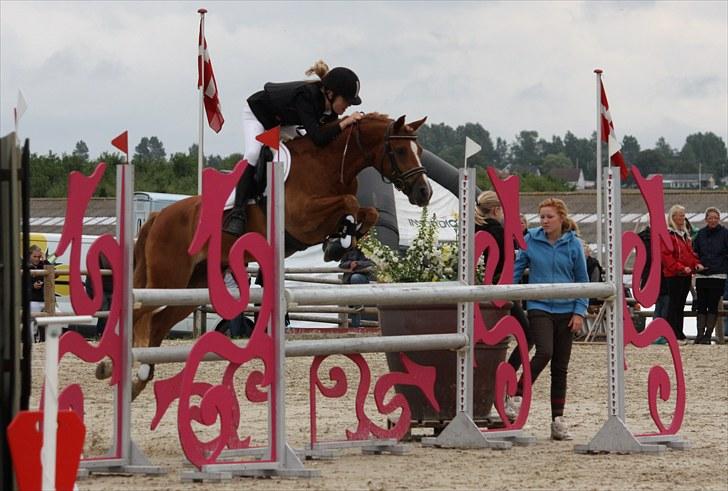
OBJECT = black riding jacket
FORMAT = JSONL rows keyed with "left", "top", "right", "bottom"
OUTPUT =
{"left": 247, "top": 81, "right": 341, "bottom": 147}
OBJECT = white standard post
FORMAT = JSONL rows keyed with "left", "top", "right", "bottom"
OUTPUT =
{"left": 457, "top": 167, "right": 475, "bottom": 417}
{"left": 595, "top": 69, "right": 604, "bottom": 265}
{"left": 197, "top": 9, "right": 207, "bottom": 195}
{"left": 41, "top": 324, "right": 62, "bottom": 491}
{"left": 269, "top": 159, "right": 286, "bottom": 464}
{"left": 118, "top": 162, "right": 135, "bottom": 462}
{"left": 605, "top": 167, "right": 626, "bottom": 420}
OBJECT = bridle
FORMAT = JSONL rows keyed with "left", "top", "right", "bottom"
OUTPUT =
{"left": 347, "top": 120, "right": 428, "bottom": 194}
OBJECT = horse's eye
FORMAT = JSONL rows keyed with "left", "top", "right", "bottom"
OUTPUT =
{"left": 396, "top": 147, "right": 407, "bottom": 156}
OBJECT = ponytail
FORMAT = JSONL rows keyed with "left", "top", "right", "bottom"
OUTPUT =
{"left": 305, "top": 60, "right": 330, "bottom": 79}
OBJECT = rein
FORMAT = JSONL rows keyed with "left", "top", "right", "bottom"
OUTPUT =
{"left": 349, "top": 120, "right": 427, "bottom": 194}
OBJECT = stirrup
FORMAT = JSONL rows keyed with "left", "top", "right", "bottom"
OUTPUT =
{"left": 223, "top": 209, "right": 247, "bottom": 237}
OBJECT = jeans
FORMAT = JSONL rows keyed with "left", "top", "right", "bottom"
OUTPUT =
{"left": 347, "top": 273, "right": 369, "bottom": 327}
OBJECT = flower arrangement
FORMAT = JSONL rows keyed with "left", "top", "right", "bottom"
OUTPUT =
{"left": 359, "top": 207, "right": 463, "bottom": 283}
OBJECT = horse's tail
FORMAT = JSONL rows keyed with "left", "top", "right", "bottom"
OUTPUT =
{"left": 133, "top": 212, "right": 159, "bottom": 288}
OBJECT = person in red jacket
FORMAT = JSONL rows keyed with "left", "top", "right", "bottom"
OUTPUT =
{"left": 661, "top": 205, "right": 704, "bottom": 341}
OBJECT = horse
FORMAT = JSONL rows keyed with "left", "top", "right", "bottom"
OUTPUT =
{"left": 98, "top": 113, "right": 432, "bottom": 399}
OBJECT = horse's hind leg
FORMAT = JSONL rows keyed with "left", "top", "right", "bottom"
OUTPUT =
{"left": 131, "top": 305, "right": 197, "bottom": 400}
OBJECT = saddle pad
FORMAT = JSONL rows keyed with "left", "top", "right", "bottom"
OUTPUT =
{"left": 224, "top": 142, "right": 292, "bottom": 210}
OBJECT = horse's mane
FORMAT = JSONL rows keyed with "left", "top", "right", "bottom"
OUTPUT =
{"left": 286, "top": 112, "right": 392, "bottom": 150}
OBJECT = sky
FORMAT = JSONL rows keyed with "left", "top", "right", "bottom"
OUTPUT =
{"left": 1, "top": 1, "right": 726, "bottom": 160}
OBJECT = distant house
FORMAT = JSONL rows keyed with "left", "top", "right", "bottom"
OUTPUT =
{"left": 647, "top": 173, "right": 716, "bottom": 189}
{"left": 549, "top": 168, "right": 585, "bottom": 190}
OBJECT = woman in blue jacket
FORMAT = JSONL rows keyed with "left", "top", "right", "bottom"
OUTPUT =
{"left": 511, "top": 198, "right": 589, "bottom": 440}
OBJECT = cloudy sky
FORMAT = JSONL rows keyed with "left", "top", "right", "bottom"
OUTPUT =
{"left": 1, "top": 1, "right": 726, "bottom": 160}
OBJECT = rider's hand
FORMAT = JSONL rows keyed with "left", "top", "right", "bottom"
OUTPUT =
{"left": 340, "top": 112, "right": 363, "bottom": 130}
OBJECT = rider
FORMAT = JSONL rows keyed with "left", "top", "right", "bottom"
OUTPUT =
{"left": 224, "top": 60, "right": 364, "bottom": 236}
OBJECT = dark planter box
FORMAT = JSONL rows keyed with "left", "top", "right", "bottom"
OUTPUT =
{"left": 379, "top": 303, "right": 510, "bottom": 425}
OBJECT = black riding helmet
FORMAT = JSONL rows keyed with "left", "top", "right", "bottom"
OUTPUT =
{"left": 322, "top": 67, "right": 362, "bottom": 106}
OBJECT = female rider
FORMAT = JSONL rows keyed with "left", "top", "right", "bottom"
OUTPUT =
{"left": 224, "top": 60, "right": 364, "bottom": 238}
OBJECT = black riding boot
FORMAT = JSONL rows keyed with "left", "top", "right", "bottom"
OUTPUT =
{"left": 695, "top": 313, "right": 706, "bottom": 344}
{"left": 702, "top": 313, "right": 717, "bottom": 344}
{"left": 224, "top": 165, "right": 257, "bottom": 236}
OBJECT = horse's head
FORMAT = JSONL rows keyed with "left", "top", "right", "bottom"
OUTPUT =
{"left": 357, "top": 114, "right": 432, "bottom": 207}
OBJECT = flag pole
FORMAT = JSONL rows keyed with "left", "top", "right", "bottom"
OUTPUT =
{"left": 197, "top": 8, "right": 207, "bottom": 195}
{"left": 594, "top": 68, "right": 603, "bottom": 265}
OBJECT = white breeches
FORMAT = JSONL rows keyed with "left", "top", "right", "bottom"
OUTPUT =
{"left": 243, "top": 102, "right": 299, "bottom": 167}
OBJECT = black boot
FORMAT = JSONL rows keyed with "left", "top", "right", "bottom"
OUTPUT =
{"left": 695, "top": 313, "right": 706, "bottom": 344}
{"left": 224, "top": 165, "right": 257, "bottom": 236}
{"left": 702, "top": 313, "right": 717, "bottom": 344}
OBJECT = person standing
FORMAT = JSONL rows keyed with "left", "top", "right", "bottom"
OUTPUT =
{"left": 512, "top": 198, "right": 589, "bottom": 440}
{"left": 473, "top": 191, "right": 531, "bottom": 420}
{"left": 27, "top": 244, "right": 52, "bottom": 341}
{"left": 339, "top": 247, "right": 374, "bottom": 328}
{"left": 692, "top": 207, "right": 728, "bottom": 344}
{"left": 661, "top": 205, "right": 704, "bottom": 342}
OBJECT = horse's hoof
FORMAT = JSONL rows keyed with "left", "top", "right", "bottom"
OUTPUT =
{"left": 95, "top": 360, "right": 112, "bottom": 380}
{"left": 137, "top": 364, "right": 151, "bottom": 382}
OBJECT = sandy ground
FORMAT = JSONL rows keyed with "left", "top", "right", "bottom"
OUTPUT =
{"left": 30, "top": 336, "right": 728, "bottom": 491}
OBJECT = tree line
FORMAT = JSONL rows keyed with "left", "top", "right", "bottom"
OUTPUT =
{"left": 28, "top": 126, "right": 727, "bottom": 197}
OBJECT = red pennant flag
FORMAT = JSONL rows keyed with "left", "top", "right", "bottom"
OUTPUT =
{"left": 198, "top": 17, "right": 224, "bottom": 133}
{"left": 111, "top": 130, "right": 128, "bottom": 154}
{"left": 256, "top": 126, "right": 281, "bottom": 151}
{"left": 599, "top": 82, "right": 629, "bottom": 180}
{"left": 8, "top": 410, "right": 86, "bottom": 491}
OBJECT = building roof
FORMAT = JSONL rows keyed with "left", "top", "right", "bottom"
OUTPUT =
{"left": 549, "top": 168, "right": 581, "bottom": 182}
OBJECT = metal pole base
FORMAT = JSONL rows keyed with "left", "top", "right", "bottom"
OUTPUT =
{"left": 181, "top": 444, "right": 319, "bottom": 481}
{"left": 79, "top": 441, "right": 165, "bottom": 476}
{"left": 637, "top": 433, "right": 691, "bottom": 450}
{"left": 421, "top": 412, "right": 535, "bottom": 450}
{"left": 302, "top": 438, "right": 408, "bottom": 459}
{"left": 574, "top": 416, "right": 666, "bottom": 454}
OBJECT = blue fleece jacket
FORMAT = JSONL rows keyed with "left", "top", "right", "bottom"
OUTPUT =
{"left": 513, "top": 227, "right": 589, "bottom": 316}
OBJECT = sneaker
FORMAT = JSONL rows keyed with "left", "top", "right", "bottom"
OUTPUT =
{"left": 550, "top": 416, "right": 573, "bottom": 441}
{"left": 505, "top": 395, "right": 522, "bottom": 420}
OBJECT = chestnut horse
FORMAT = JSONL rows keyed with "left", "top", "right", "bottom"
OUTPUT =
{"left": 106, "top": 113, "right": 432, "bottom": 398}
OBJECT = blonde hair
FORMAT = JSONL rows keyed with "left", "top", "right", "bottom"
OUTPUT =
{"left": 305, "top": 60, "right": 330, "bottom": 79}
{"left": 705, "top": 206, "right": 721, "bottom": 219}
{"left": 538, "top": 197, "right": 577, "bottom": 234}
{"left": 667, "top": 204, "right": 687, "bottom": 232}
{"left": 474, "top": 190, "right": 501, "bottom": 226}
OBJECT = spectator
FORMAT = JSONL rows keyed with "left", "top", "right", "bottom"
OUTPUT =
{"left": 84, "top": 254, "right": 114, "bottom": 339}
{"left": 511, "top": 198, "right": 589, "bottom": 440}
{"left": 692, "top": 207, "right": 728, "bottom": 345}
{"left": 661, "top": 205, "right": 704, "bottom": 342}
{"left": 723, "top": 279, "right": 728, "bottom": 343}
{"left": 474, "top": 191, "right": 531, "bottom": 420}
{"left": 27, "top": 244, "right": 52, "bottom": 342}
{"left": 213, "top": 269, "right": 254, "bottom": 338}
{"left": 339, "top": 247, "right": 374, "bottom": 327}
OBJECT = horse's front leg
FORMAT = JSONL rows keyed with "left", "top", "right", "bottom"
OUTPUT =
{"left": 354, "top": 206, "right": 379, "bottom": 239}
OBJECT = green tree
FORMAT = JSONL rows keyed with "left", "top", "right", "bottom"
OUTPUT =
{"left": 541, "top": 153, "right": 574, "bottom": 176}
{"left": 72, "top": 140, "right": 89, "bottom": 161}
{"left": 621, "top": 135, "right": 641, "bottom": 165}
{"left": 680, "top": 132, "right": 727, "bottom": 179}
{"left": 509, "top": 130, "right": 540, "bottom": 170}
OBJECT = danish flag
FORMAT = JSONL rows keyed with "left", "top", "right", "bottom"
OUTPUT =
{"left": 197, "top": 19, "right": 224, "bottom": 133}
{"left": 600, "top": 82, "right": 629, "bottom": 180}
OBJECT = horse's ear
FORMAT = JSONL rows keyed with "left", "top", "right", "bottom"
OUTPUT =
{"left": 407, "top": 117, "right": 427, "bottom": 132}
{"left": 393, "top": 115, "right": 406, "bottom": 133}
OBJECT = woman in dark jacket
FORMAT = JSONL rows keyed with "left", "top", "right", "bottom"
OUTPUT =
{"left": 474, "top": 191, "right": 531, "bottom": 421}
{"left": 692, "top": 207, "right": 728, "bottom": 344}
{"left": 225, "top": 60, "right": 364, "bottom": 236}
